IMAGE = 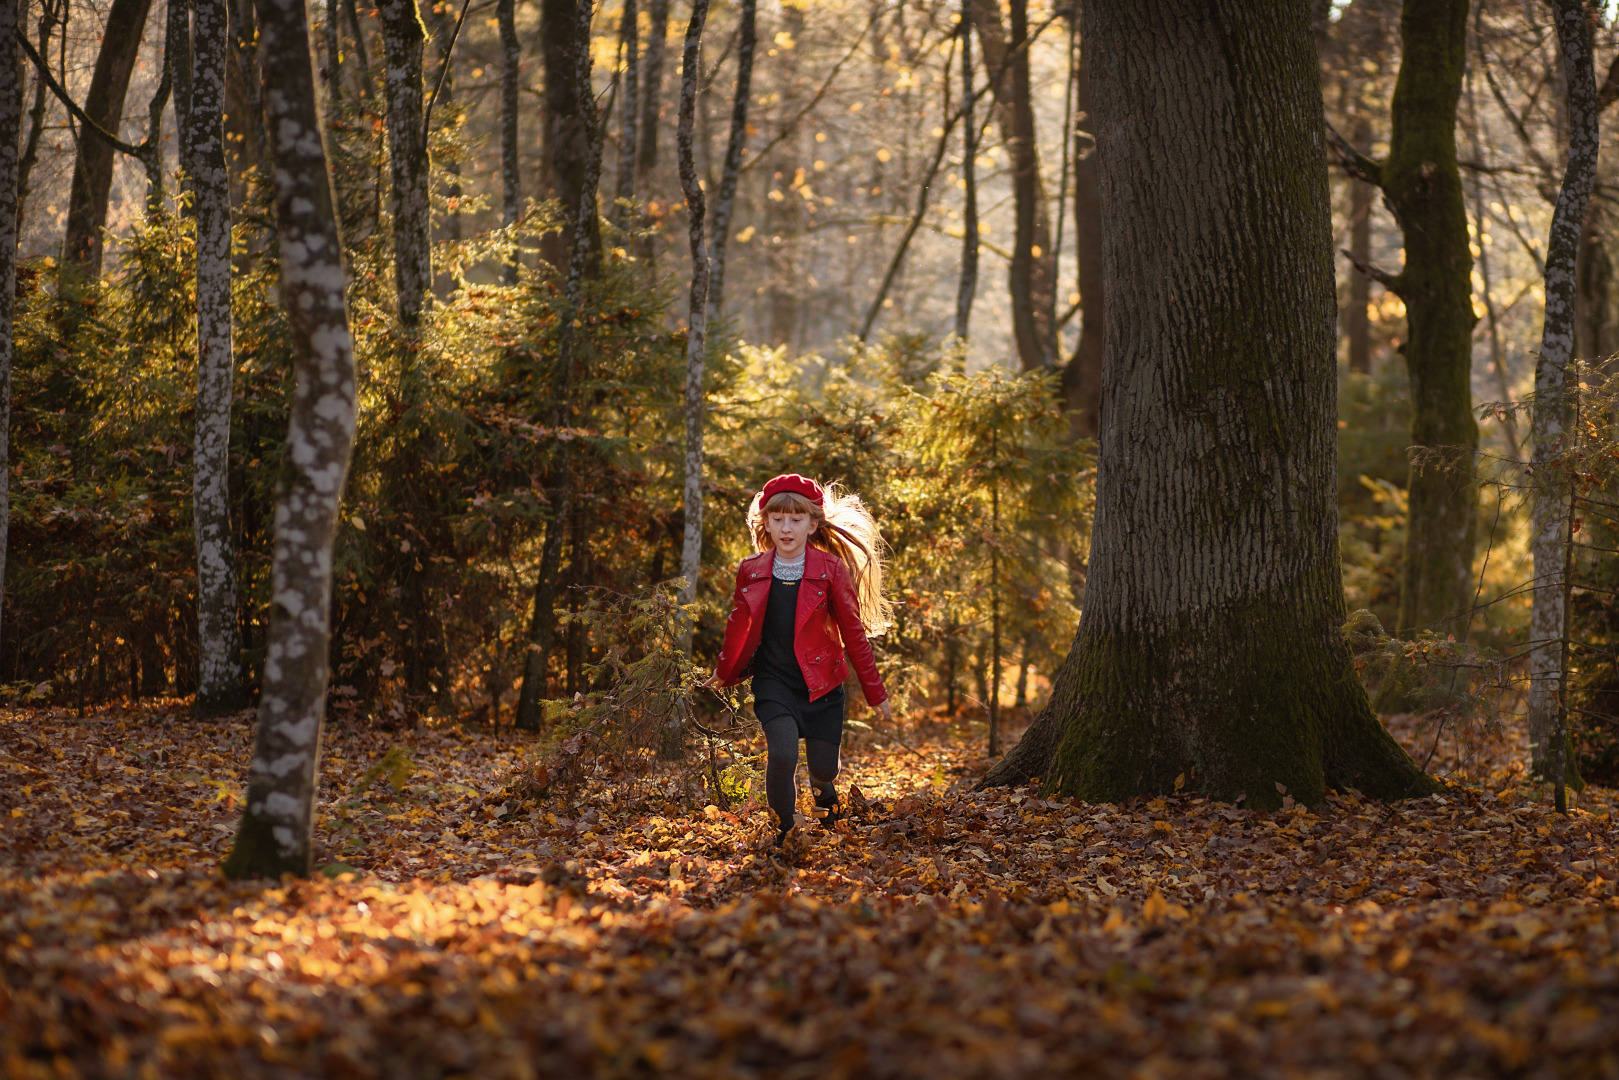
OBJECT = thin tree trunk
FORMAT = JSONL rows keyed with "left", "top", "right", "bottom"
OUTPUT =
{"left": 1528, "top": 0, "right": 1597, "bottom": 788}
{"left": 514, "top": 0, "right": 603, "bottom": 732}
{"left": 0, "top": 0, "right": 20, "bottom": 660}
{"left": 988, "top": 472, "right": 1001, "bottom": 756}
{"left": 139, "top": 36, "right": 174, "bottom": 210}
{"left": 955, "top": 8, "right": 977, "bottom": 340}
{"left": 540, "top": 0, "right": 600, "bottom": 271}
{"left": 224, "top": 0, "right": 357, "bottom": 879}
{"left": 967, "top": 0, "right": 1054, "bottom": 373}
{"left": 16, "top": 0, "right": 59, "bottom": 227}
{"left": 702, "top": 0, "right": 753, "bottom": 326}
{"left": 61, "top": 0, "right": 154, "bottom": 285}
{"left": 227, "top": 0, "right": 265, "bottom": 167}
{"left": 498, "top": 0, "right": 520, "bottom": 283}
{"left": 614, "top": 0, "right": 637, "bottom": 228}
{"left": 378, "top": 0, "right": 430, "bottom": 327}
{"left": 635, "top": 0, "right": 667, "bottom": 275}
{"left": 1463, "top": 67, "right": 1520, "bottom": 453}
{"left": 429, "top": 0, "right": 460, "bottom": 246}
{"left": 675, "top": 0, "right": 711, "bottom": 658}
{"left": 323, "top": 0, "right": 339, "bottom": 110}
{"left": 190, "top": 0, "right": 246, "bottom": 717}
{"left": 1059, "top": 27, "right": 1102, "bottom": 438}
{"left": 1344, "top": 118, "right": 1373, "bottom": 375}
{"left": 998, "top": 0, "right": 1435, "bottom": 806}
{"left": 1576, "top": 203, "right": 1613, "bottom": 364}
{"left": 169, "top": 0, "right": 194, "bottom": 184}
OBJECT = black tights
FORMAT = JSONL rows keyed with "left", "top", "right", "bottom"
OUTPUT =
{"left": 761, "top": 716, "right": 839, "bottom": 831}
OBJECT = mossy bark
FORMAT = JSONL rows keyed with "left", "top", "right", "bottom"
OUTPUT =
{"left": 1022, "top": 0, "right": 1437, "bottom": 809}
{"left": 1381, "top": 0, "right": 1478, "bottom": 637}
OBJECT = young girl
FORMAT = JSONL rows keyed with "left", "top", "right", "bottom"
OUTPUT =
{"left": 708, "top": 474, "right": 892, "bottom": 847}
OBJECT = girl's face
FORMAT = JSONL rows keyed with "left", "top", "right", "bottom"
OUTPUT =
{"left": 765, "top": 510, "right": 818, "bottom": 558}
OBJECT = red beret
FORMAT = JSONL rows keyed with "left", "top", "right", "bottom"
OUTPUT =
{"left": 760, "top": 473, "right": 824, "bottom": 507}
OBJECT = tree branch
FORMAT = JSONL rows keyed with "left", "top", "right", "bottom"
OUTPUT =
{"left": 1325, "top": 122, "right": 1382, "bottom": 186}
{"left": 14, "top": 23, "right": 145, "bottom": 159}
{"left": 1341, "top": 247, "right": 1401, "bottom": 293}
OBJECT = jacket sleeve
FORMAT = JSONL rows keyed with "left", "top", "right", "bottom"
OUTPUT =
{"left": 828, "top": 558, "right": 888, "bottom": 707}
{"left": 713, "top": 562, "right": 753, "bottom": 687}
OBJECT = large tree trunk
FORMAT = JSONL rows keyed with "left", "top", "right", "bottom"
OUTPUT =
{"left": 702, "top": 0, "right": 754, "bottom": 324}
{"left": 498, "top": 0, "right": 520, "bottom": 283}
{"left": 675, "top": 0, "right": 710, "bottom": 652}
{"left": 190, "top": 0, "right": 247, "bottom": 716}
{"left": 224, "top": 0, "right": 357, "bottom": 878}
{"left": 0, "top": 0, "right": 21, "bottom": 657}
{"left": 1378, "top": 0, "right": 1477, "bottom": 637}
{"left": 61, "top": 0, "right": 154, "bottom": 285}
{"left": 539, "top": 0, "right": 601, "bottom": 272}
{"left": 967, "top": 0, "right": 1054, "bottom": 373}
{"left": 1528, "top": 0, "right": 1598, "bottom": 787}
{"left": 1059, "top": 33, "right": 1102, "bottom": 437}
{"left": 1005, "top": 0, "right": 1435, "bottom": 809}
{"left": 378, "top": 0, "right": 430, "bottom": 327}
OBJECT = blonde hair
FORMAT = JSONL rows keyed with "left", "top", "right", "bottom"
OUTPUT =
{"left": 747, "top": 480, "right": 892, "bottom": 636}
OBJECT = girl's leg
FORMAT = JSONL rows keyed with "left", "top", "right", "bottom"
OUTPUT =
{"left": 760, "top": 715, "right": 801, "bottom": 831}
{"left": 805, "top": 738, "right": 840, "bottom": 797}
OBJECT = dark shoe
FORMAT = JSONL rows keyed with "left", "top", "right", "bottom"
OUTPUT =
{"left": 773, "top": 823, "right": 792, "bottom": 848}
{"left": 813, "top": 787, "right": 840, "bottom": 827}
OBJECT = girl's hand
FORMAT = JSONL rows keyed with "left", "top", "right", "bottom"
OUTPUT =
{"left": 698, "top": 672, "right": 720, "bottom": 690}
{"left": 875, "top": 698, "right": 892, "bottom": 724}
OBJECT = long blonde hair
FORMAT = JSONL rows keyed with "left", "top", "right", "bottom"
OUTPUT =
{"left": 747, "top": 480, "right": 892, "bottom": 636}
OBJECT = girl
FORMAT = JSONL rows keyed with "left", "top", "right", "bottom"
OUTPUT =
{"left": 708, "top": 474, "right": 892, "bottom": 847}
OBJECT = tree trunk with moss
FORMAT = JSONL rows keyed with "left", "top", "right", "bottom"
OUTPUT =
{"left": 1332, "top": 0, "right": 1476, "bottom": 637}
{"left": 986, "top": 0, "right": 1435, "bottom": 808}
{"left": 224, "top": 0, "right": 357, "bottom": 878}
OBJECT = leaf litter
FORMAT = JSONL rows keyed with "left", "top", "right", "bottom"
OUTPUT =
{"left": 3, "top": 703, "right": 1619, "bottom": 1078}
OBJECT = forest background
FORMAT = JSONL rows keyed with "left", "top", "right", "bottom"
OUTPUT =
{"left": 6, "top": 0, "right": 1617, "bottom": 784}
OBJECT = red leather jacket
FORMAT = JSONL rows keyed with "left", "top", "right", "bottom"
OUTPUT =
{"left": 713, "top": 546, "right": 888, "bottom": 706}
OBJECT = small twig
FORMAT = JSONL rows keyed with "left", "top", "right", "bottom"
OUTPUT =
{"left": 423, "top": 0, "right": 476, "bottom": 140}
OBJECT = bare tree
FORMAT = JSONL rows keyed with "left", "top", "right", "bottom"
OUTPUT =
{"left": 224, "top": 0, "right": 358, "bottom": 879}
{"left": 61, "top": 0, "right": 154, "bottom": 284}
{"left": 1527, "top": 0, "right": 1598, "bottom": 790}
{"left": 703, "top": 0, "right": 754, "bottom": 324}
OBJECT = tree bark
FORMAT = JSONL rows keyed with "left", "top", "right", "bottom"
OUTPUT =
{"left": 224, "top": 0, "right": 357, "bottom": 878}
{"left": 169, "top": 0, "right": 194, "bottom": 185}
{"left": 675, "top": 0, "right": 711, "bottom": 653}
{"left": 61, "top": 0, "right": 154, "bottom": 285}
{"left": 1059, "top": 30, "right": 1102, "bottom": 437}
{"left": 967, "top": 0, "right": 1053, "bottom": 373}
{"left": 1575, "top": 203, "right": 1613, "bottom": 365}
{"left": 1528, "top": 0, "right": 1597, "bottom": 787}
{"left": 378, "top": 0, "right": 430, "bottom": 327}
{"left": 0, "top": 0, "right": 20, "bottom": 659}
{"left": 634, "top": 0, "right": 668, "bottom": 275}
{"left": 614, "top": 0, "right": 637, "bottom": 228}
{"left": 703, "top": 0, "right": 753, "bottom": 325}
{"left": 955, "top": 8, "right": 978, "bottom": 340}
{"left": 1344, "top": 117, "right": 1373, "bottom": 375}
{"left": 498, "top": 0, "right": 520, "bottom": 283}
{"left": 994, "top": 0, "right": 1435, "bottom": 808}
{"left": 15, "top": 0, "right": 60, "bottom": 227}
{"left": 540, "top": 0, "right": 600, "bottom": 272}
{"left": 514, "top": 0, "right": 603, "bottom": 731}
{"left": 190, "top": 0, "right": 246, "bottom": 716}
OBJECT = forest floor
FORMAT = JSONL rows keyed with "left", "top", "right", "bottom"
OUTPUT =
{"left": 2, "top": 702, "right": 1618, "bottom": 1079}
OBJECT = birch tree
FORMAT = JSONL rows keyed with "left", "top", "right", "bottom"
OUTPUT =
{"left": 703, "top": 0, "right": 754, "bottom": 325}
{"left": 988, "top": 0, "right": 1435, "bottom": 807}
{"left": 0, "top": 0, "right": 21, "bottom": 657}
{"left": 224, "top": 0, "right": 358, "bottom": 878}
{"left": 1527, "top": 0, "right": 1598, "bottom": 786}
{"left": 378, "top": 0, "right": 431, "bottom": 326}
{"left": 190, "top": 0, "right": 247, "bottom": 716}
{"left": 676, "top": 0, "right": 711, "bottom": 647}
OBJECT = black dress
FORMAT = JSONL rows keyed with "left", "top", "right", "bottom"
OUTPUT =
{"left": 752, "top": 575, "right": 845, "bottom": 744}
